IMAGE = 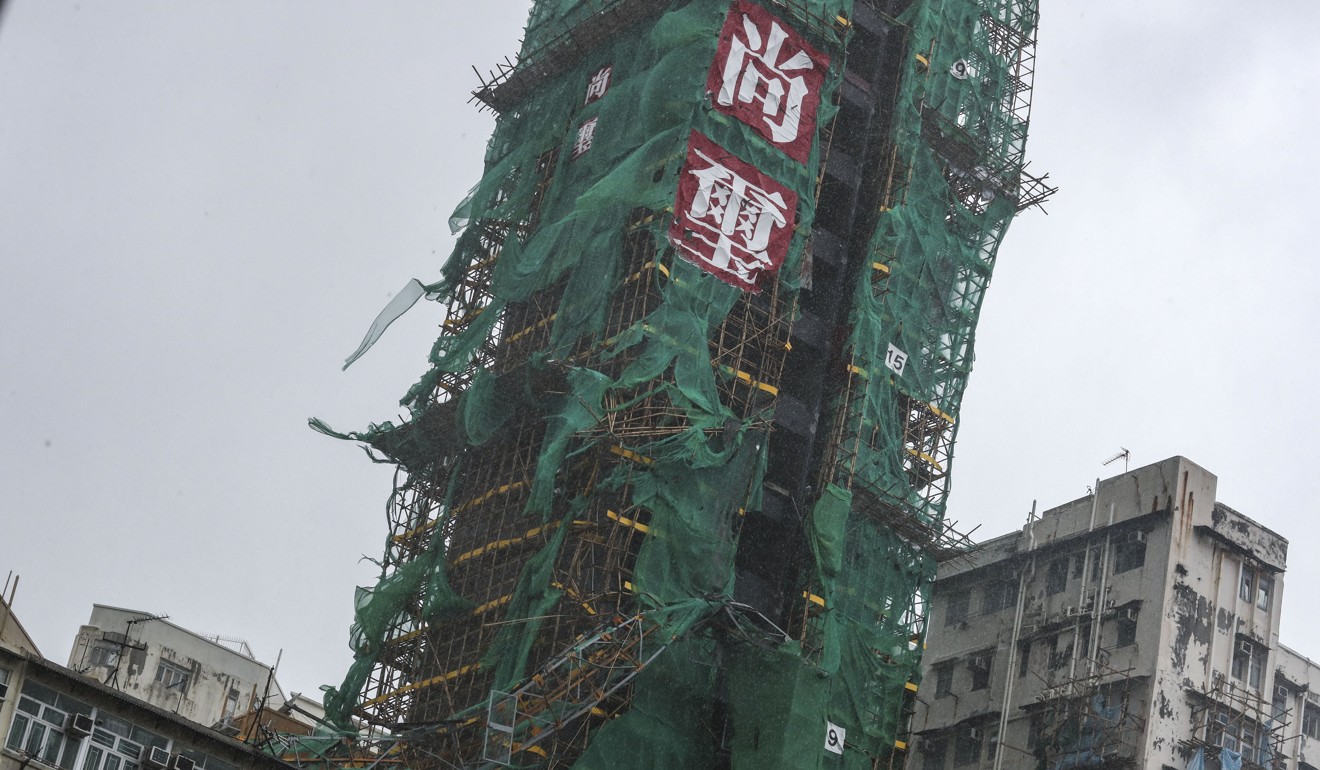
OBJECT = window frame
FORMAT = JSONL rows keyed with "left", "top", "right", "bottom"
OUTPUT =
{"left": 944, "top": 591, "right": 970, "bottom": 627}
{"left": 968, "top": 654, "right": 993, "bottom": 691}
{"left": 1044, "top": 559, "right": 1068, "bottom": 596}
{"left": 154, "top": 658, "right": 192, "bottom": 693}
{"left": 1240, "top": 566, "right": 1256, "bottom": 603}
{"left": 934, "top": 664, "right": 954, "bottom": 699}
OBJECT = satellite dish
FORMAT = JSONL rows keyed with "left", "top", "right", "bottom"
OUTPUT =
{"left": 950, "top": 59, "right": 970, "bottom": 79}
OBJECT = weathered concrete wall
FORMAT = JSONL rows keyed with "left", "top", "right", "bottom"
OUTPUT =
{"left": 66, "top": 605, "right": 278, "bottom": 729}
{"left": 914, "top": 456, "right": 1302, "bottom": 770}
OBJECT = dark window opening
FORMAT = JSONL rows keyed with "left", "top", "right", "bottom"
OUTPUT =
{"left": 945, "top": 592, "right": 970, "bottom": 627}
{"left": 969, "top": 655, "right": 992, "bottom": 691}
{"left": 1045, "top": 558, "right": 1068, "bottom": 595}
{"left": 1117, "top": 609, "right": 1138, "bottom": 648}
{"left": 1114, "top": 540, "right": 1146, "bottom": 574}
{"left": 934, "top": 665, "right": 953, "bottom": 699}
{"left": 953, "top": 730, "right": 982, "bottom": 767}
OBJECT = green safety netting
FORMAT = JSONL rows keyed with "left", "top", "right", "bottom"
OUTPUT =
{"left": 308, "top": 0, "right": 1038, "bottom": 766}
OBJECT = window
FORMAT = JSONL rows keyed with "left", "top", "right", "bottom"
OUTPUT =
{"left": 921, "top": 736, "right": 947, "bottom": 770}
{"left": 1257, "top": 575, "right": 1274, "bottom": 611}
{"left": 83, "top": 713, "right": 167, "bottom": 770}
{"left": 1117, "top": 609, "right": 1139, "bottom": 648}
{"left": 982, "top": 580, "right": 1017, "bottom": 614}
{"left": 1303, "top": 703, "right": 1320, "bottom": 740}
{"left": 945, "top": 592, "right": 970, "bottom": 627}
{"left": 1045, "top": 559, "right": 1068, "bottom": 595}
{"left": 1240, "top": 567, "right": 1255, "bottom": 602}
{"left": 934, "top": 665, "right": 954, "bottom": 699}
{"left": 1274, "top": 685, "right": 1290, "bottom": 720}
{"left": 4, "top": 680, "right": 89, "bottom": 769}
{"left": 224, "top": 687, "right": 241, "bottom": 718}
{"left": 179, "top": 749, "right": 240, "bottom": 770}
{"left": 1114, "top": 540, "right": 1146, "bottom": 573}
{"left": 0, "top": 667, "right": 9, "bottom": 701}
{"left": 154, "top": 658, "right": 192, "bottom": 692}
{"left": 1072, "top": 553, "right": 1086, "bottom": 579}
{"left": 1018, "top": 641, "right": 1031, "bottom": 678}
{"left": 1048, "top": 633, "right": 1076, "bottom": 670}
{"left": 953, "top": 729, "right": 982, "bottom": 766}
{"left": 969, "top": 655, "right": 992, "bottom": 691}
{"left": 88, "top": 643, "right": 120, "bottom": 669}
{"left": 1231, "top": 640, "right": 1266, "bottom": 690}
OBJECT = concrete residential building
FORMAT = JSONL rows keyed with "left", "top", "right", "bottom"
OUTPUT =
{"left": 1, "top": 604, "right": 291, "bottom": 770}
{"left": 66, "top": 605, "right": 288, "bottom": 734}
{"left": 913, "top": 456, "right": 1320, "bottom": 770}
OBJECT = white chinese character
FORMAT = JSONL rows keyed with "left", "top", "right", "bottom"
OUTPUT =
{"left": 573, "top": 117, "right": 598, "bottom": 158}
{"left": 584, "top": 65, "right": 612, "bottom": 104}
{"left": 682, "top": 147, "right": 789, "bottom": 282}
{"left": 717, "top": 14, "right": 816, "bottom": 144}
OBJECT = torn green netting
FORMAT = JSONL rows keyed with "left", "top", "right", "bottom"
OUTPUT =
{"left": 310, "top": 0, "right": 1039, "bottom": 765}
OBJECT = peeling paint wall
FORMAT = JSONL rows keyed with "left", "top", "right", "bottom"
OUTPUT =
{"left": 66, "top": 605, "right": 280, "bottom": 730}
{"left": 915, "top": 457, "right": 1303, "bottom": 770}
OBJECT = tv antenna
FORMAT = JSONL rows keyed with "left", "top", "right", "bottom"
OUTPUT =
{"left": 104, "top": 613, "right": 169, "bottom": 688}
{"left": 1102, "top": 448, "right": 1131, "bottom": 473}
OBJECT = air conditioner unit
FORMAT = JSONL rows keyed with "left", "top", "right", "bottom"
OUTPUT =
{"left": 1130, "top": 531, "right": 1147, "bottom": 544}
{"left": 970, "top": 656, "right": 990, "bottom": 670}
{"left": 65, "top": 713, "right": 94, "bottom": 738}
{"left": 142, "top": 745, "right": 171, "bottom": 769}
{"left": 168, "top": 754, "right": 196, "bottom": 770}
{"left": 967, "top": 728, "right": 983, "bottom": 740}
{"left": 1122, "top": 608, "right": 1139, "bottom": 622}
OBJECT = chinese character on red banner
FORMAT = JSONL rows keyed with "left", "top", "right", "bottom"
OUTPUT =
{"left": 708, "top": 0, "right": 829, "bottom": 163}
{"left": 584, "top": 65, "right": 612, "bottom": 104}
{"left": 669, "top": 131, "right": 797, "bottom": 293}
{"left": 572, "top": 117, "right": 598, "bottom": 160}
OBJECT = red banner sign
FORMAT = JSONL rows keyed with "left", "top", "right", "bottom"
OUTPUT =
{"left": 669, "top": 131, "right": 797, "bottom": 293}
{"left": 708, "top": 0, "right": 829, "bottom": 163}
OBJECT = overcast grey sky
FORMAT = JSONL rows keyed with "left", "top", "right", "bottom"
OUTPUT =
{"left": 3, "top": 1, "right": 1319, "bottom": 699}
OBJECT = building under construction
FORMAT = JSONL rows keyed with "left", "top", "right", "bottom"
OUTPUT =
{"left": 308, "top": 0, "right": 1048, "bottom": 767}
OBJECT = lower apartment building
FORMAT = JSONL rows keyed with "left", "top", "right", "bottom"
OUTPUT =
{"left": 913, "top": 456, "right": 1320, "bottom": 770}
{"left": 0, "top": 645, "right": 292, "bottom": 770}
